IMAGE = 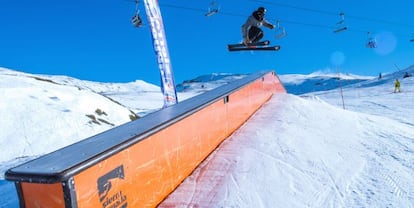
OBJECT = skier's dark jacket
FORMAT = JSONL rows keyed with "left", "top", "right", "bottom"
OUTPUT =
{"left": 241, "top": 10, "right": 274, "bottom": 39}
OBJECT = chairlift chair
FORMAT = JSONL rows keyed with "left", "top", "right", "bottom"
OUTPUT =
{"left": 205, "top": 1, "right": 219, "bottom": 17}
{"left": 366, "top": 32, "right": 377, "bottom": 48}
{"left": 131, "top": 0, "right": 143, "bottom": 27}
{"left": 333, "top": 12, "right": 347, "bottom": 33}
{"left": 274, "top": 20, "right": 287, "bottom": 39}
{"left": 132, "top": 14, "right": 143, "bottom": 27}
{"left": 410, "top": 33, "right": 414, "bottom": 42}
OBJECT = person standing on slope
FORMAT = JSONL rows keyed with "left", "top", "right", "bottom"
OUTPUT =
{"left": 394, "top": 79, "right": 401, "bottom": 93}
{"left": 241, "top": 7, "right": 275, "bottom": 46}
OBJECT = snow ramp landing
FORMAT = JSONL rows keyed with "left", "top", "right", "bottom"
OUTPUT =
{"left": 161, "top": 94, "right": 414, "bottom": 207}
{"left": 5, "top": 71, "right": 285, "bottom": 207}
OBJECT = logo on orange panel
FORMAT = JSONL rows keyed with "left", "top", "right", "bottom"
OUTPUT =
{"left": 97, "top": 165, "right": 128, "bottom": 208}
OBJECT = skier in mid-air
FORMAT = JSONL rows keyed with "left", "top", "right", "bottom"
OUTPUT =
{"left": 241, "top": 7, "right": 275, "bottom": 46}
{"left": 228, "top": 7, "right": 280, "bottom": 51}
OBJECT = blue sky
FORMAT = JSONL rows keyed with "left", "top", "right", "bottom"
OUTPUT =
{"left": 1, "top": 0, "right": 413, "bottom": 85}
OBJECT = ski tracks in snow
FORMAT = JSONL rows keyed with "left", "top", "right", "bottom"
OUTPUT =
{"left": 343, "top": 116, "right": 414, "bottom": 207}
{"left": 344, "top": 158, "right": 413, "bottom": 207}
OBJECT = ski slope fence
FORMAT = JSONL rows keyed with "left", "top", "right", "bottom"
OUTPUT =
{"left": 5, "top": 71, "right": 286, "bottom": 208}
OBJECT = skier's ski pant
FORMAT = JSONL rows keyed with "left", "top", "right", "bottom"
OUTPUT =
{"left": 248, "top": 26, "right": 264, "bottom": 43}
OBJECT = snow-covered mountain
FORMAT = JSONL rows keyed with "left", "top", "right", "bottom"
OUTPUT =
{"left": 280, "top": 71, "right": 374, "bottom": 95}
{"left": 0, "top": 66, "right": 413, "bottom": 207}
{"left": 176, "top": 73, "right": 246, "bottom": 93}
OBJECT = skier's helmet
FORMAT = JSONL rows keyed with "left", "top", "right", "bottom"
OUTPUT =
{"left": 257, "top": 7, "right": 266, "bottom": 14}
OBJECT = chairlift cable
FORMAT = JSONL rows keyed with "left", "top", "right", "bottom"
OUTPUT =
{"left": 160, "top": 3, "right": 206, "bottom": 13}
{"left": 250, "top": 0, "right": 414, "bottom": 28}
{"left": 135, "top": 1, "right": 413, "bottom": 40}
{"left": 251, "top": 0, "right": 339, "bottom": 16}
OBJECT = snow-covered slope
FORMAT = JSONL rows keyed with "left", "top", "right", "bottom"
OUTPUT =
{"left": 0, "top": 68, "right": 139, "bottom": 165}
{"left": 2, "top": 68, "right": 166, "bottom": 116}
{"left": 160, "top": 67, "right": 414, "bottom": 207}
{"left": 309, "top": 65, "right": 414, "bottom": 125}
{"left": 160, "top": 93, "right": 414, "bottom": 207}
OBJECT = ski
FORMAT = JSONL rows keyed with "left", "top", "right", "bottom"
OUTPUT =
{"left": 228, "top": 45, "right": 280, "bottom": 52}
{"left": 227, "top": 40, "right": 270, "bottom": 49}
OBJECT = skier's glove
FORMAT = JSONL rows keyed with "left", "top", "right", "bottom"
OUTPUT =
{"left": 243, "top": 38, "right": 251, "bottom": 46}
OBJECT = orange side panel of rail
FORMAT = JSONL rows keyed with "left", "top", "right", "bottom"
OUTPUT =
{"left": 73, "top": 100, "right": 229, "bottom": 207}
{"left": 20, "top": 182, "right": 65, "bottom": 207}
